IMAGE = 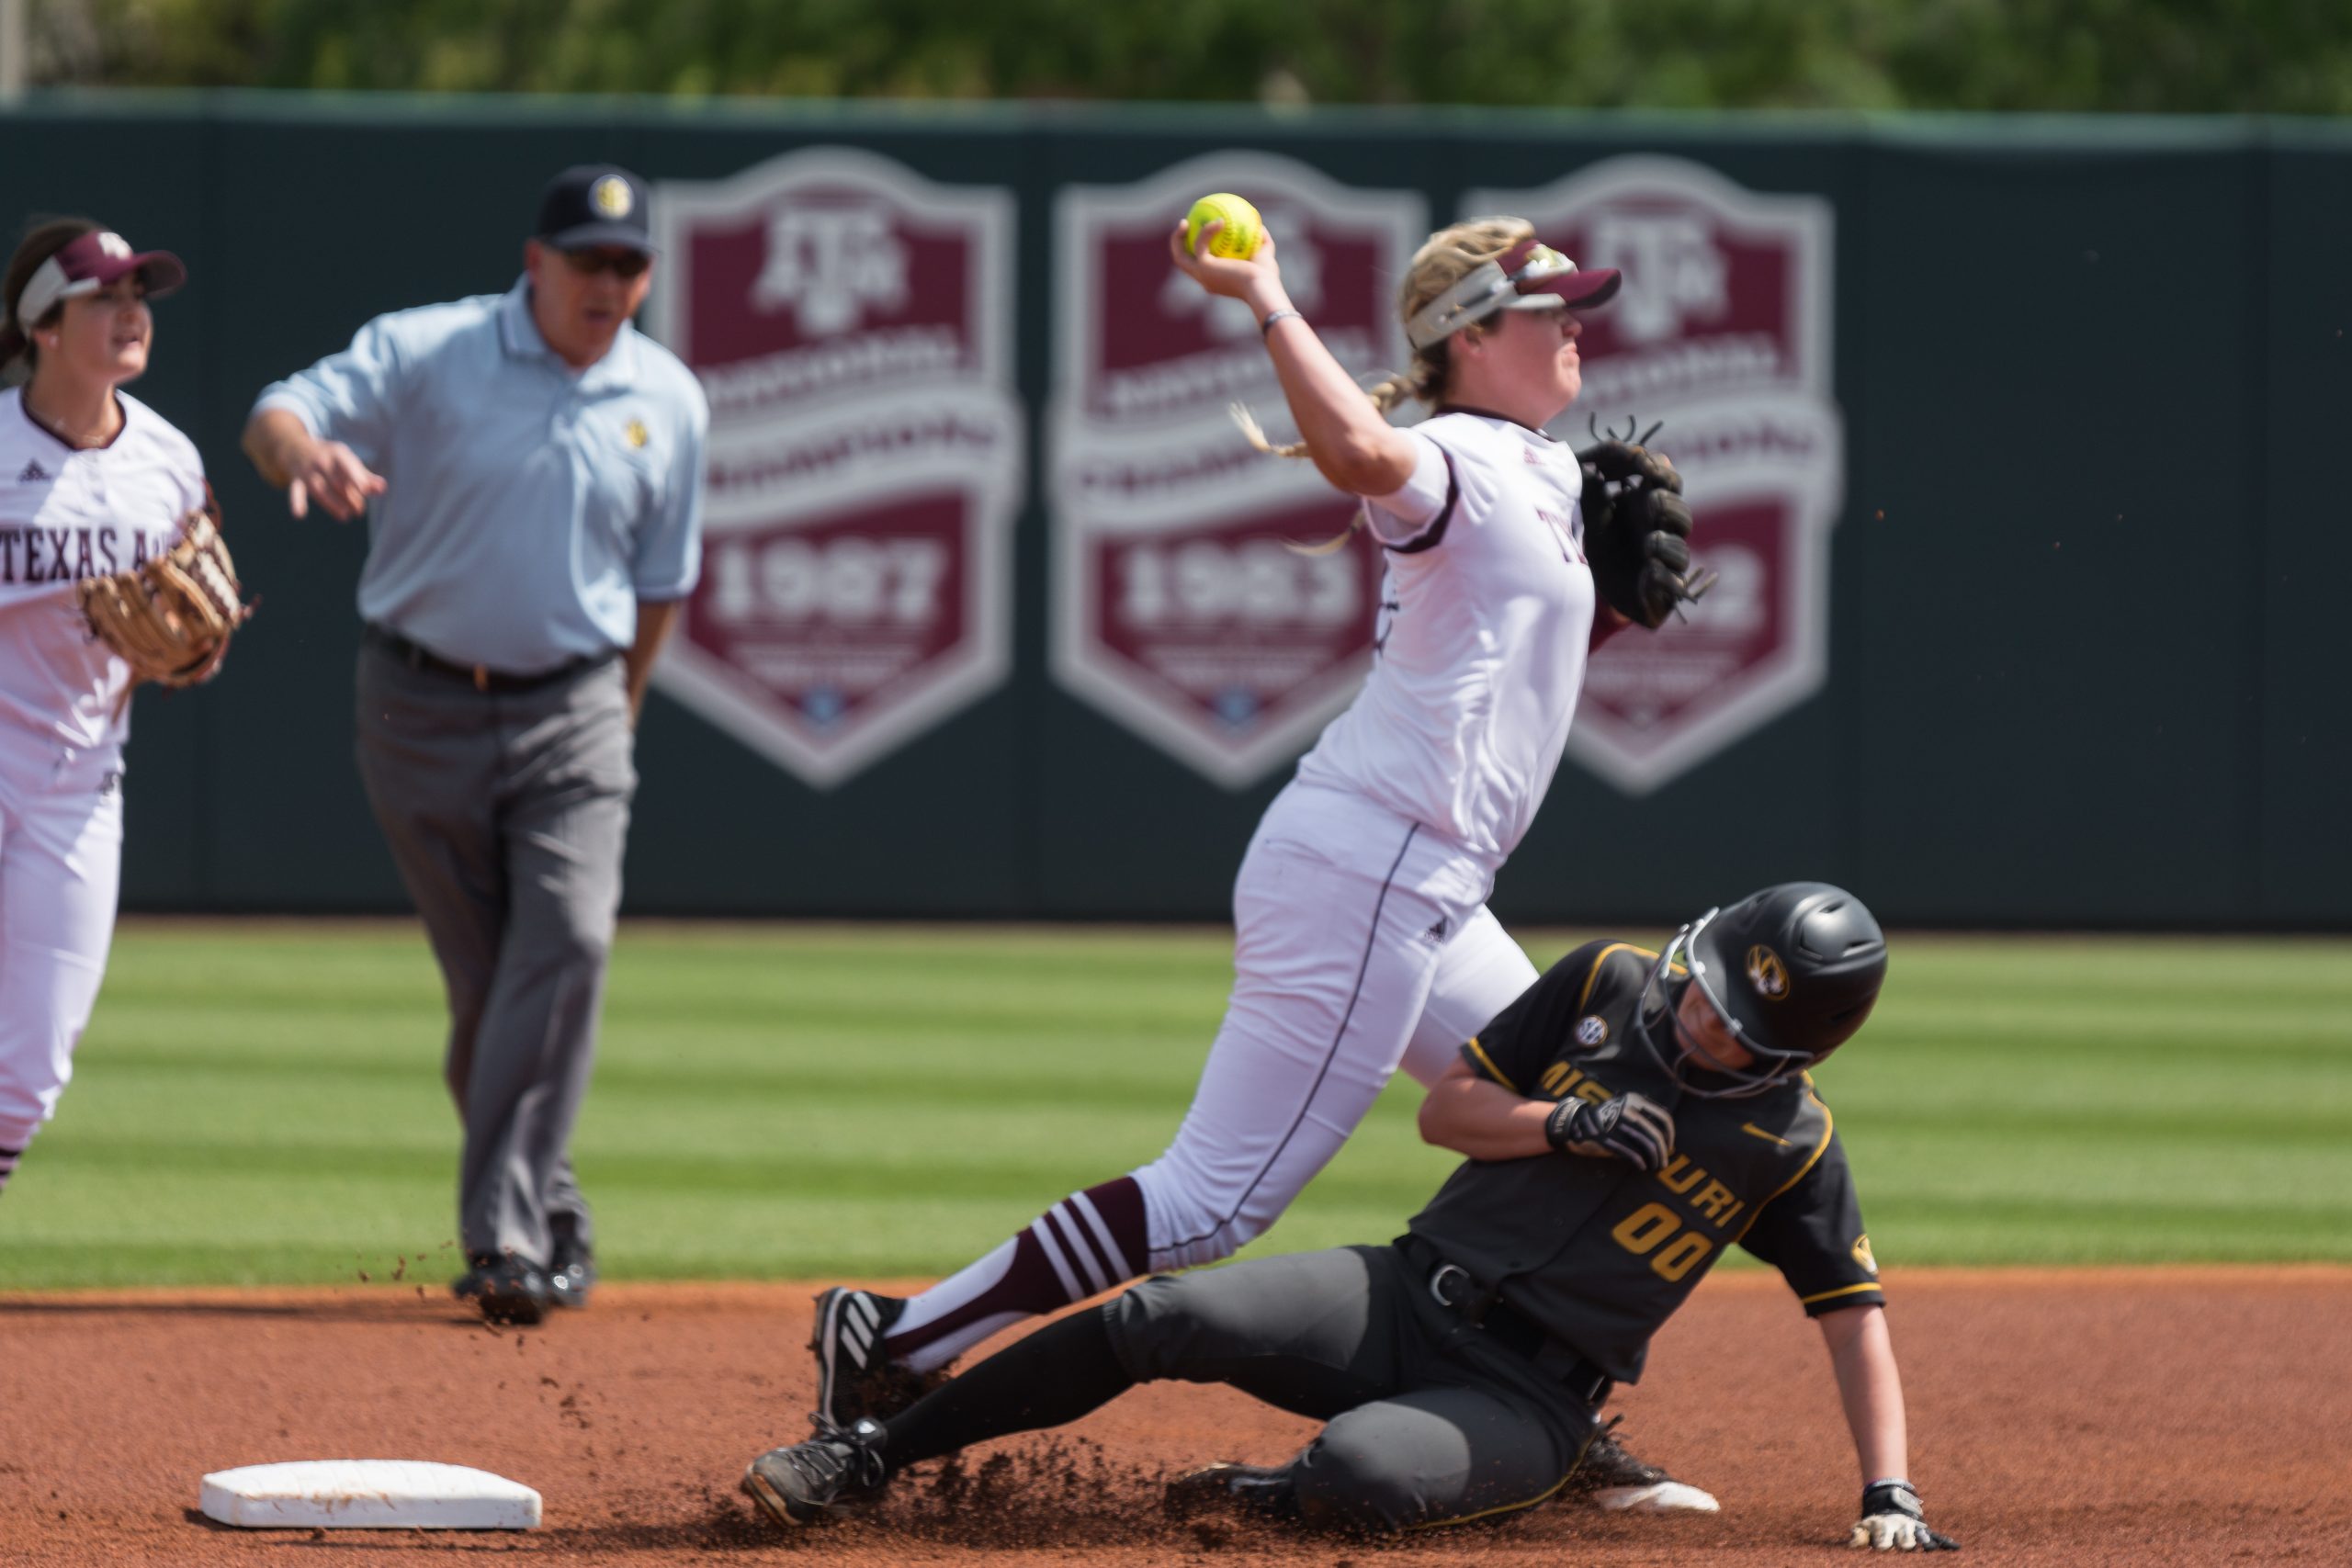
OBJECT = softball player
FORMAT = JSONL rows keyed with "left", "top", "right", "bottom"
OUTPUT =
{"left": 0, "top": 220, "right": 199, "bottom": 1200}
{"left": 749, "top": 883, "right": 1958, "bottom": 1552}
{"left": 811, "top": 215, "right": 1704, "bottom": 1506}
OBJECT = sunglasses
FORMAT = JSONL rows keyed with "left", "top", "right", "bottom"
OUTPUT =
{"left": 562, "top": 248, "right": 651, "bottom": 279}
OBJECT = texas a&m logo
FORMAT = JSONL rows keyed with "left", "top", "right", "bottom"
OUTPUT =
{"left": 650, "top": 149, "right": 1021, "bottom": 787}
{"left": 751, "top": 207, "right": 909, "bottom": 336}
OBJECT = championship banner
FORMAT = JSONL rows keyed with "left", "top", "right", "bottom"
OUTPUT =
{"left": 1467, "top": 156, "right": 1846, "bottom": 795}
{"left": 1052, "top": 152, "right": 1422, "bottom": 445}
{"left": 649, "top": 148, "right": 1022, "bottom": 787}
{"left": 1050, "top": 153, "right": 1426, "bottom": 786}
{"left": 1052, "top": 447, "right": 1384, "bottom": 789}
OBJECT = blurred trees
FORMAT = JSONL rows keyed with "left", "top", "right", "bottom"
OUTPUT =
{"left": 31, "top": 0, "right": 2352, "bottom": 112}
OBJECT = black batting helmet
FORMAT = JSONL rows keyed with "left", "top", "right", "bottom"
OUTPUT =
{"left": 1655, "top": 882, "right": 1888, "bottom": 1098}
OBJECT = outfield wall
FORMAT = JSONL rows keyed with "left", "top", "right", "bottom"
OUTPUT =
{"left": 8, "top": 96, "right": 2345, "bottom": 926}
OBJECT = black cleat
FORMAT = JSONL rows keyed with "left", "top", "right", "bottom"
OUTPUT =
{"left": 1164, "top": 1461, "right": 1300, "bottom": 1524}
{"left": 809, "top": 1287, "right": 946, "bottom": 1427}
{"left": 742, "top": 1417, "right": 889, "bottom": 1526}
{"left": 548, "top": 1217, "right": 595, "bottom": 1311}
{"left": 1566, "top": 1422, "right": 1719, "bottom": 1514}
{"left": 452, "top": 1253, "right": 553, "bottom": 1327}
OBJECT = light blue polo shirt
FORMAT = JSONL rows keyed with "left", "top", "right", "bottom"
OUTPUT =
{"left": 254, "top": 279, "right": 707, "bottom": 673}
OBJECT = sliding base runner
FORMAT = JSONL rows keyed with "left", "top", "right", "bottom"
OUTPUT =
{"left": 747, "top": 884, "right": 1954, "bottom": 1551}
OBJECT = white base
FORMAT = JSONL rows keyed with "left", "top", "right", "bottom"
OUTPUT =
{"left": 1590, "top": 1479, "right": 1723, "bottom": 1515}
{"left": 198, "top": 1461, "right": 541, "bottom": 1530}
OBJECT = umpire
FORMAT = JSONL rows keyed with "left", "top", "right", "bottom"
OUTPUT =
{"left": 241, "top": 164, "right": 708, "bottom": 1325}
{"left": 742, "top": 883, "right": 1959, "bottom": 1551}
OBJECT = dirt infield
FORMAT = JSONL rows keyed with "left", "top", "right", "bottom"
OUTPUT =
{"left": 4, "top": 1266, "right": 2346, "bottom": 1565}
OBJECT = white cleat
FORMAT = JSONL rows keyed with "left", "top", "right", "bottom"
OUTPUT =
{"left": 1590, "top": 1478, "right": 1722, "bottom": 1514}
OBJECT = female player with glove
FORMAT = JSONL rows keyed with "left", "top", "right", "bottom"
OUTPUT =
{"left": 0, "top": 218, "right": 225, "bottom": 1201}
{"left": 805, "top": 212, "right": 1710, "bottom": 1505}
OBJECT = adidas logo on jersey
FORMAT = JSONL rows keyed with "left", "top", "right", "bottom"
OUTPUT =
{"left": 17, "top": 459, "right": 50, "bottom": 483}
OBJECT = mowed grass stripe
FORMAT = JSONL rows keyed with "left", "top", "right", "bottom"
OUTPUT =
{"left": 0, "top": 921, "right": 2345, "bottom": 1288}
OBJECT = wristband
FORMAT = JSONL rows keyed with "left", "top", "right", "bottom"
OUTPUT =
{"left": 1260, "top": 307, "right": 1303, "bottom": 336}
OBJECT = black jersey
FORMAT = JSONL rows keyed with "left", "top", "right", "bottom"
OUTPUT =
{"left": 1405, "top": 939, "right": 1884, "bottom": 1383}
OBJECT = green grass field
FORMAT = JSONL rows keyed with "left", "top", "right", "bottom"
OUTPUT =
{"left": 0, "top": 920, "right": 2346, "bottom": 1289}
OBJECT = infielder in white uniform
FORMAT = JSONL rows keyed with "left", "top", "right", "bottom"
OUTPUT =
{"left": 0, "top": 220, "right": 200, "bottom": 1199}
{"left": 810, "top": 215, "right": 1707, "bottom": 1507}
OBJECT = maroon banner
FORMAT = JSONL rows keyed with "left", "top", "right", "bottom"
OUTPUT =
{"left": 1469, "top": 157, "right": 1845, "bottom": 794}
{"left": 650, "top": 150, "right": 1022, "bottom": 786}
{"left": 1051, "top": 152, "right": 1427, "bottom": 786}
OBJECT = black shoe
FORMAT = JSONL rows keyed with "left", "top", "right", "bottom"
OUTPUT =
{"left": 742, "top": 1417, "right": 889, "bottom": 1526}
{"left": 548, "top": 1216, "right": 595, "bottom": 1311}
{"left": 451, "top": 1253, "right": 554, "bottom": 1327}
{"left": 809, "top": 1288, "right": 945, "bottom": 1427}
{"left": 1566, "top": 1422, "right": 1719, "bottom": 1514}
{"left": 1164, "top": 1461, "right": 1300, "bottom": 1524}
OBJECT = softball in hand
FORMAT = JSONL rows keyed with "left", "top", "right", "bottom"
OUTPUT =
{"left": 1184, "top": 193, "right": 1263, "bottom": 259}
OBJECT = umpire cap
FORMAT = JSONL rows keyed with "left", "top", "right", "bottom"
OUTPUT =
{"left": 537, "top": 164, "right": 654, "bottom": 254}
{"left": 1679, "top": 882, "right": 1887, "bottom": 1092}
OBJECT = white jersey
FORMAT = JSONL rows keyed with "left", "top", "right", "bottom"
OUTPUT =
{"left": 1294, "top": 410, "right": 1597, "bottom": 870}
{"left": 0, "top": 388, "right": 208, "bottom": 753}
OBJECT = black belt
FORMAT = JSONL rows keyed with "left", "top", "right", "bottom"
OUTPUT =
{"left": 1402, "top": 1237, "right": 1615, "bottom": 1408}
{"left": 365, "top": 625, "right": 616, "bottom": 694}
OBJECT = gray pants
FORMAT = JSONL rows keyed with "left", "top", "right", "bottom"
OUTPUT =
{"left": 1105, "top": 1245, "right": 1599, "bottom": 1533}
{"left": 355, "top": 639, "right": 635, "bottom": 1267}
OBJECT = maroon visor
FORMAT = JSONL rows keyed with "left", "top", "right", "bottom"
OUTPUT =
{"left": 1495, "top": 237, "right": 1621, "bottom": 310}
{"left": 15, "top": 231, "right": 188, "bottom": 328}
{"left": 1405, "top": 236, "right": 1621, "bottom": 348}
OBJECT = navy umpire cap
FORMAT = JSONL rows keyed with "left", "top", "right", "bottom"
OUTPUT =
{"left": 537, "top": 164, "right": 654, "bottom": 254}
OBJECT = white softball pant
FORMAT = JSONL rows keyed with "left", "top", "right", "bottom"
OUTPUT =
{"left": 0, "top": 740, "right": 123, "bottom": 1168}
{"left": 1135, "top": 782, "right": 1538, "bottom": 1272}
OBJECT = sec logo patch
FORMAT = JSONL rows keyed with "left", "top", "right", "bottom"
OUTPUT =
{"left": 1851, "top": 1235, "right": 1878, "bottom": 1275}
{"left": 1575, "top": 1015, "right": 1609, "bottom": 1047}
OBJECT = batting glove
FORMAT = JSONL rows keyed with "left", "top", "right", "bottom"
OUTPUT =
{"left": 1544, "top": 1093, "right": 1675, "bottom": 1171}
{"left": 1849, "top": 1480, "right": 1959, "bottom": 1551}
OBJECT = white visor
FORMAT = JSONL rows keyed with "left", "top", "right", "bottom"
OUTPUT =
{"left": 1404, "top": 239, "right": 1621, "bottom": 350}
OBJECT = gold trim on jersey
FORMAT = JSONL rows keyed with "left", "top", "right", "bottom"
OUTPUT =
{"left": 1577, "top": 943, "right": 1658, "bottom": 1009}
{"left": 1731, "top": 1093, "right": 1835, "bottom": 1247}
{"left": 1800, "top": 1281, "right": 1885, "bottom": 1307}
{"left": 1462, "top": 1035, "right": 1518, "bottom": 1092}
{"left": 1740, "top": 1122, "right": 1793, "bottom": 1146}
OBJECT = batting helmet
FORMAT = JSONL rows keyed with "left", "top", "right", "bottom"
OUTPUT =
{"left": 1650, "top": 882, "right": 1888, "bottom": 1098}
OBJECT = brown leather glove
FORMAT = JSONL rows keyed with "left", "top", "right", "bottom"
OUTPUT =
{"left": 77, "top": 494, "right": 252, "bottom": 690}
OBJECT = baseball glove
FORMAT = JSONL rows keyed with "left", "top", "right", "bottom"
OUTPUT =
{"left": 77, "top": 494, "right": 252, "bottom": 689}
{"left": 1577, "top": 431, "right": 1714, "bottom": 630}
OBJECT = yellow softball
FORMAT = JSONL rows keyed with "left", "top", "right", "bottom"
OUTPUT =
{"left": 1184, "top": 193, "right": 1263, "bottom": 260}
